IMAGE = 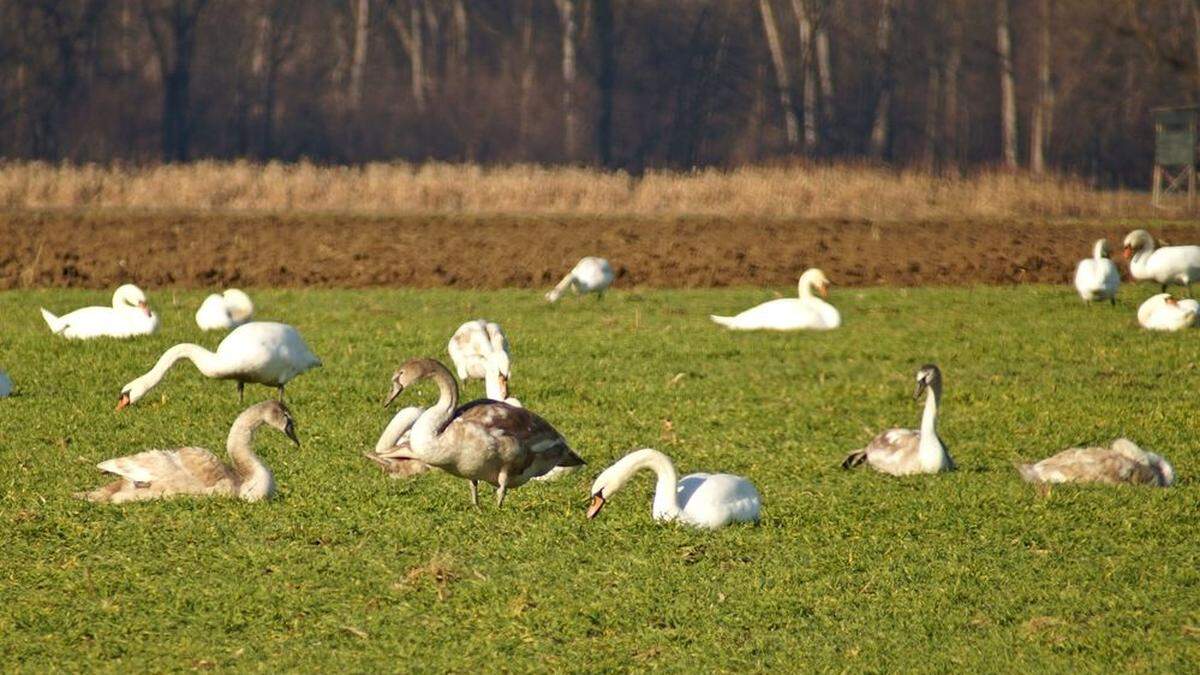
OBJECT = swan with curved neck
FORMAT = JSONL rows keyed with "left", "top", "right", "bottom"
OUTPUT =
{"left": 710, "top": 268, "right": 840, "bottom": 330}
{"left": 1123, "top": 229, "right": 1200, "bottom": 294}
{"left": 1074, "top": 239, "right": 1119, "bottom": 304}
{"left": 117, "top": 321, "right": 321, "bottom": 410}
{"left": 586, "top": 448, "right": 761, "bottom": 529}
{"left": 546, "top": 256, "right": 615, "bottom": 302}
{"left": 448, "top": 320, "right": 514, "bottom": 402}
{"left": 76, "top": 400, "right": 299, "bottom": 503}
{"left": 842, "top": 364, "right": 954, "bottom": 475}
{"left": 382, "top": 358, "right": 584, "bottom": 506}
{"left": 196, "top": 288, "right": 255, "bottom": 331}
{"left": 364, "top": 405, "right": 432, "bottom": 478}
{"left": 40, "top": 284, "right": 159, "bottom": 340}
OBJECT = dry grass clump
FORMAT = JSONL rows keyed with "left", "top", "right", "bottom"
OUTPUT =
{"left": 0, "top": 160, "right": 1150, "bottom": 219}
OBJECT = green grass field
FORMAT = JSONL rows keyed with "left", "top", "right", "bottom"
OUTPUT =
{"left": 1, "top": 285, "right": 1198, "bottom": 671}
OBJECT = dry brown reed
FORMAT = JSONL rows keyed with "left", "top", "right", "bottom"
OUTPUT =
{"left": 0, "top": 160, "right": 1154, "bottom": 219}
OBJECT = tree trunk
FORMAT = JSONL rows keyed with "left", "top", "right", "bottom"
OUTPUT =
{"left": 997, "top": 0, "right": 1018, "bottom": 169}
{"left": 791, "top": 0, "right": 818, "bottom": 151}
{"left": 815, "top": 14, "right": 834, "bottom": 123}
{"left": 555, "top": 0, "right": 580, "bottom": 161}
{"left": 348, "top": 0, "right": 369, "bottom": 111}
{"left": 758, "top": 0, "right": 799, "bottom": 147}
{"left": 923, "top": 40, "right": 941, "bottom": 170}
{"left": 517, "top": 0, "right": 535, "bottom": 157}
{"left": 388, "top": 2, "right": 427, "bottom": 113}
{"left": 943, "top": 0, "right": 963, "bottom": 172}
{"left": 594, "top": 0, "right": 616, "bottom": 168}
{"left": 1030, "top": 0, "right": 1053, "bottom": 175}
{"left": 453, "top": 0, "right": 468, "bottom": 79}
{"left": 868, "top": 0, "right": 895, "bottom": 158}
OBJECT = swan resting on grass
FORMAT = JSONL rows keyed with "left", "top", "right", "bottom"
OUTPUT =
{"left": 586, "top": 448, "right": 761, "bottom": 529}
{"left": 76, "top": 401, "right": 299, "bottom": 503}
{"left": 1016, "top": 438, "right": 1174, "bottom": 487}
{"left": 710, "top": 268, "right": 840, "bottom": 331}
{"left": 117, "top": 321, "right": 321, "bottom": 410}
{"left": 1137, "top": 293, "right": 1198, "bottom": 331}
{"left": 40, "top": 284, "right": 159, "bottom": 340}
{"left": 843, "top": 364, "right": 955, "bottom": 475}
{"left": 196, "top": 289, "right": 255, "bottom": 331}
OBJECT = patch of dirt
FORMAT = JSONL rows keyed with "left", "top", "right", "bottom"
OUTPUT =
{"left": 0, "top": 211, "right": 1188, "bottom": 289}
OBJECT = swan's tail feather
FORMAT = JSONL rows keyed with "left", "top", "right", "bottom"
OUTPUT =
{"left": 710, "top": 314, "right": 739, "bottom": 329}
{"left": 1015, "top": 462, "right": 1041, "bottom": 483}
{"left": 841, "top": 450, "right": 868, "bottom": 470}
{"left": 40, "top": 308, "right": 65, "bottom": 334}
{"left": 558, "top": 448, "right": 587, "bottom": 468}
{"left": 363, "top": 452, "right": 430, "bottom": 477}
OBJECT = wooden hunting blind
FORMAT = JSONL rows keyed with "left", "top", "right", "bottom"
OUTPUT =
{"left": 1152, "top": 106, "right": 1199, "bottom": 207}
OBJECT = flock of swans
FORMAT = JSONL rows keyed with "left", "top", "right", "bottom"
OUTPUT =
{"left": 4, "top": 228, "right": 1191, "bottom": 529}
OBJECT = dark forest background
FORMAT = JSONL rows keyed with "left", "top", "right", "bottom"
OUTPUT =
{"left": 1, "top": 1, "right": 1198, "bottom": 184}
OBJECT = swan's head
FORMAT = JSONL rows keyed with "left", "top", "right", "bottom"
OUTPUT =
{"left": 256, "top": 400, "right": 300, "bottom": 447}
{"left": 545, "top": 288, "right": 562, "bottom": 303}
{"left": 1093, "top": 239, "right": 1112, "bottom": 259}
{"left": 383, "top": 358, "right": 444, "bottom": 407}
{"left": 1123, "top": 230, "right": 1154, "bottom": 259}
{"left": 222, "top": 289, "right": 254, "bottom": 323}
{"left": 914, "top": 364, "right": 942, "bottom": 400}
{"left": 113, "top": 284, "right": 152, "bottom": 316}
{"left": 586, "top": 448, "right": 664, "bottom": 519}
{"left": 485, "top": 350, "right": 512, "bottom": 397}
{"left": 115, "top": 373, "right": 153, "bottom": 411}
{"left": 799, "top": 268, "right": 832, "bottom": 298}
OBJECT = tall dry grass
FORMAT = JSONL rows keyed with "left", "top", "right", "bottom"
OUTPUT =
{"left": 0, "top": 160, "right": 1155, "bottom": 219}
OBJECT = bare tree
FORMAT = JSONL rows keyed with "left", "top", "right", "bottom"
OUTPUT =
{"left": 758, "top": 0, "right": 799, "bottom": 147}
{"left": 516, "top": 0, "right": 536, "bottom": 156}
{"left": 1030, "top": 0, "right": 1054, "bottom": 174}
{"left": 387, "top": 0, "right": 427, "bottom": 112}
{"left": 996, "top": 0, "right": 1018, "bottom": 169}
{"left": 943, "top": 0, "right": 963, "bottom": 171}
{"left": 347, "top": 0, "right": 369, "bottom": 111}
{"left": 868, "top": 0, "right": 896, "bottom": 158}
{"left": 814, "top": 1, "right": 835, "bottom": 126}
{"left": 595, "top": 0, "right": 616, "bottom": 167}
{"left": 141, "top": 0, "right": 211, "bottom": 162}
{"left": 791, "top": 0, "right": 819, "bottom": 151}
{"left": 554, "top": 0, "right": 580, "bottom": 160}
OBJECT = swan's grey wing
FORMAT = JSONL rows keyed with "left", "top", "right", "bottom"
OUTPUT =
{"left": 450, "top": 400, "right": 583, "bottom": 478}
{"left": 1024, "top": 447, "right": 1160, "bottom": 485}
{"left": 97, "top": 447, "right": 231, "bottom": 487}
{"left": 864, "top": 428, "right": 922, "bottom": 474}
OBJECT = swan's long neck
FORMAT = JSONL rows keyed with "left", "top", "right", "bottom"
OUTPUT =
{"left": 1093, "top": 241, "right": 1107, "bottom": 260}
{"left": 547, "top": 272, "right": 576, "bottom": 301}
{"left": 226, "top": 411, "right": 273, "bottom": 498}
{"left": 918, "top": 384, "right": 942, "bottom": 461}
{"left": 798, "top": 278, "right": 815, "bottom": 300}
{"left": 610, "top": 449, "right": 681, "bottom": 520}
{"left": 138, "top": 344, "right": 227, "bottom": 389}
{"left": 407, "top": 365, "right": 460, "bottom": 464}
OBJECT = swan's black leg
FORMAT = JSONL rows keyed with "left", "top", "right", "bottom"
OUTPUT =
{"left": 1110, "top": 296, "right": 1116, "bottom": 306}
{"left": 237, "top": 381, "right": 244, "bottom": 403}
{"left": 277, "top": 386, "right": 285, "bottom": 402}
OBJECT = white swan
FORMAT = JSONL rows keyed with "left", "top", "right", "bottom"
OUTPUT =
{"left": 1074, "top": 239, "right": 1119, "bottom": 304}
{"left": 40, "top": 284, "right": 159, "bottom": 339}
{"left": 117, "top": 321, "right": 321, "bottom": 410}
{"left": 195, "top": 289, "right": 255, "bottom": 331}
{"left": 546, "top": 256, "right": 615, "bottom": 302}
{"left": 0, "top": 370, "right": 11, "bottom": 397}
{"left": 1017, "top": 438, "right": 1174, "bottom": 487}
{"left": 364, "top": 405, "right": 432, "bottom": 478}
{"left": 447, "top": 320, "right": 514, "bottom": 402}
{"left": 75, "top": 401, "right": 298, "bottom": 503}
{"left": 1124, "top": 229, "right": 1200, "bottom": 294}
{"left": 1137, "top": 293, "right": 1198, "bottom": 331}
{"left": 842, "top": 364, "right": 955, "bottom": 475}
{"left": 586, "top": 448, "right": 761, "bottom": 529}
{"left": 710, "top": 268, "right": 840, "bottom": 331}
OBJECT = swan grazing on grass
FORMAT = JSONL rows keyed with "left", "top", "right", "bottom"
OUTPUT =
{"left": 1074, "top": 239, "right": 1119, "bottom": 304}
{"left": 40, "top": 284, "right": 159, "bottom": 339}
{"left": 1124, "top": 229, "right": 1200, "bottom": 294}
{"left": 76, "top": 400, "right": 299, "bottom": 503}
{"left": 382, "top": 358, "right": 584, "bottom": 506}
{"left": 843, "top": 364, "right": 955, "bottom": 475}
{"left": 116, "top": 322, "right": 321, "bottom": 410}
{"left": 546, "top": 256, "right": 614, "bottom": 302}
{"left": 1017, "top": 438, "right": 1175, "bottom": 487}
{"left": 0, "top": 370, "right": 11, "bottom": 397}
{"left": 585, "top": 448, "right": 761, "bottom": 529}
{"left": 710, "top": 268, "right": 840, "bottom": 331}
{"left": 447, "top": 320, "right": 516, "bottom": 403}
{"left": 196, "top": 289, "right": 255, "bottom": 331}
{"left": 1137, "top": 293, "right": 1198, "bottom": 331}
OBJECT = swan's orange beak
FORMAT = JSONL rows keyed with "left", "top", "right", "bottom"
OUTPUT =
{"left": 115, "top": 393, "right": 131, "bottom": 412}
{"left": 819, "top": 282, "right": 830, "bottom": 299}
{"left": 1166, "top": 297, "right": 1179, "bottom": 306}
{"left": 1123, "top": 244, "right": 1132, "bottom": 260}
{"left": 137, "top": 301, "right": 151, "bottom": 317}
{"left": 586, "top": 493, "right": 606, "bottom": 519}
{"left": 497, "top": 374, "right": 509, "bottom": 400}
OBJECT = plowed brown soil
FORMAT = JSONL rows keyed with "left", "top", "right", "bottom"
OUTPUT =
{"left": 1, "top": 211, "right": 1194, "bottom": 289}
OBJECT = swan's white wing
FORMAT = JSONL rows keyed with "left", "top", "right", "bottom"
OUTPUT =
{"left": 51, "top": 306, "right": 156, "bottom": 340}
{"left": 679, "top": 473, "right": 761, "bottom": 528}
{"left": 98, "top": 447, "right": 229, "bottom": 487}
{"left": 712, "top": 298, "right": 821, "bottom": 331}
{"left": 196, "top": 294, "right": 234, "bottom": 330}
{"left": 1148, "top": 245, "right": 1200, "bottom": 284}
